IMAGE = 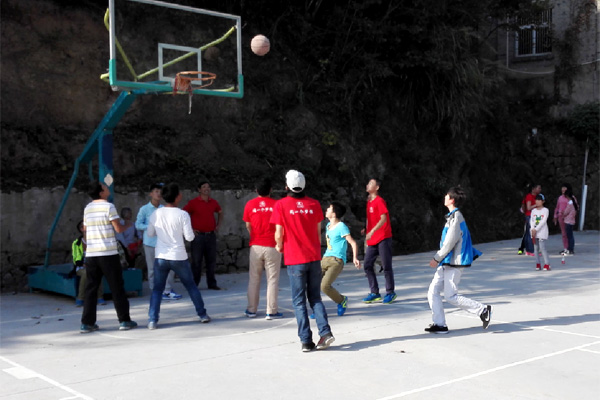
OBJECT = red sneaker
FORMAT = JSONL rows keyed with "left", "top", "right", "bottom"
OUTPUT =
{"left": 543, "top": 264, "right": 551, "bottom": 271}
{"left": 535, "top": 264, "right": 541, "bottom": 270}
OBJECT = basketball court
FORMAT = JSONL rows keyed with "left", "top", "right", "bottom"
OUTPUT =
{"left": 1, "top": 231, "right": 598, "bottom": 399}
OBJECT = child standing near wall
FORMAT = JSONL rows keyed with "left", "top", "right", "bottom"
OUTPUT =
{"left": 530, "top": 194, "right": 551, "bottom": 271}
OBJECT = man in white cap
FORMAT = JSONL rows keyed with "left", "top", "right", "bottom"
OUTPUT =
{"left": 270, "top": 170, "right": 334, "bottom": 352}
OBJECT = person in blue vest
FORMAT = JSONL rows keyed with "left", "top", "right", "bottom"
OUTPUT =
{"left": 425, "top": 186, "right": 491, "bottom": 334}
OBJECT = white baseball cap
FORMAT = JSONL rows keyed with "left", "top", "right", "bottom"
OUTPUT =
{"left": 285, "top": 170, "right": 306, "bottom": 193}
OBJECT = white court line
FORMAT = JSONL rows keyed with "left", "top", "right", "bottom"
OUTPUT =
{"left": 455, "top": 314, "right": 600, "bottom": 339}
{"left": 0, "top": 355, "right": 94, "bottom": 400}
{"left": 375, "top": 340, "right": 600, "bottom": 400}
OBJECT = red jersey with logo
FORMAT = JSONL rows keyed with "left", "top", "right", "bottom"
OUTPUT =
{"left": 243, "top": 196, "right": 277, "bottom": 247}
{"left": 183, "top": 197, "right": 221, "bottom": 232}
{"left": 366, "top": 195, "right": 392, "bottom": 246}
{"left": 270, "top": 195, "right": 324, "bottom": 265}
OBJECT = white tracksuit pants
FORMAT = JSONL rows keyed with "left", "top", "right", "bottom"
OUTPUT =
{"left": 427, "top": 265, "right": 485, "bottom": 327}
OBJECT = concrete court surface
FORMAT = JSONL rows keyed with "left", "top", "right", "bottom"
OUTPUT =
{"left": 1, "top": 231, "right": 599, "bottom": 400}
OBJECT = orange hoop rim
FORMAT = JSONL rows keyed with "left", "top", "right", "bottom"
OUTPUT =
{"left": 173, "top": 71, "right": 217, "bottom": 94}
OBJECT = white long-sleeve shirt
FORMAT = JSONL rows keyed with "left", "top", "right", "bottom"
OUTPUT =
{"left": 147, "top": 207, "right": 194, "bottom": 260}
{"left": 530, "top": 207, "right": 549, "bottom": 240}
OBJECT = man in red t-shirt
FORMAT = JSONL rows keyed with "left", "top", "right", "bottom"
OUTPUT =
{"left": 518, "top": 184, "right": 541, "bottom": 255}
{"left": 361, "top": 178, "right": 396, "bottom": 304}
{"left": 183, "top": 182, "right": 222, "bottom": 289}
{"left": 242, "top": 178, "right": 282, "bottom": 320}
{"left": 270, "top": 170, "right": 334, "bottom": 352}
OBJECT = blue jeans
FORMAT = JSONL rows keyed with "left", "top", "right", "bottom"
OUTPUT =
{"left": 149, "top": 258, "right": 207, "bottom": 323}
{"left": 190, "top": 232, "right": 217, "bottom": 287}
{"left": 565, "top": 223, "right": 575, "bottom": 252}
{"left": 363, "top": 237, "right": 394, "bottom": 295}
{"left": 287, "top": 261, "right": 331, "bottom": 344}
{"left": 519, "top": 215, "right": 534, "bottom": 253}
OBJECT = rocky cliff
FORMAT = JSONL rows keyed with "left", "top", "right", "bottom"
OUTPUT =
{"left": 1, "top": 0, "right": 598, "bottom": 291}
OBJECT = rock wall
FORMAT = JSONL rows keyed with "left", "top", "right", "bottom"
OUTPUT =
{"left": 0, "top": 188, "right": 252, "bottom": 292}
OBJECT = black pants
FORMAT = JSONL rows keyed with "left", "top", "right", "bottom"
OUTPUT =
{"left": 190, "top": 232, "right": 217, "bottom": 287}
{"left": 81, "top": 254, "right": 131, "bottom": 325}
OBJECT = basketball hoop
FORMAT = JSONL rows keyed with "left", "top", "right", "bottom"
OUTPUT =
{"left": 173, "top": 71, "right": 216, "bottom": 114}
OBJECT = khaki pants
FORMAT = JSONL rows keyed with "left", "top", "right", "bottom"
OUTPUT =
{"left": 76, "top": 268, "right": 103, "bottom": 301}
{"left": 320, "top": 256, "right": 344, "bottom": 304}
{"left": 247, "top": 245, "right": 282, "bottom": 314}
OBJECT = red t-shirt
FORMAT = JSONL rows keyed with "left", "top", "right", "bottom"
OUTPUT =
{"left": 183, "top": 197, "right": 221, "bottom": 232}
{"left": 270, "top": 196, "right": 324, "bottom": 265}
{"left": 522, "top": 193, "right": 536, "bottom": 216}
{"left": 243, "top": 196, "right": 277, "bottom": 247}
{"left": 366, "top": 195, "right": 392, "bottom": 246}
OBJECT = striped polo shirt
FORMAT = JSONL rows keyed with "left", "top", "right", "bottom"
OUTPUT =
{"left": 83, "top": 200, "right": 120, "bottom": 257}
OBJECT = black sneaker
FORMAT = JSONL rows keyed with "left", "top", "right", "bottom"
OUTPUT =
{"left": 301, "top": 342, "right": 316, "bottom": 352}
{"left": 316, "top": 333, "right": 335, "bottom": 350}
{"left": 480, "top": 305, "right": 492, "bottom": 329}
{"left": 424, "top": 324, "right": 449, "bottom": 334}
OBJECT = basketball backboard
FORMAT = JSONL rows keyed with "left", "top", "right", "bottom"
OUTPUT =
{"left": 105, "top": 0, "right": 243, "bottom": 98}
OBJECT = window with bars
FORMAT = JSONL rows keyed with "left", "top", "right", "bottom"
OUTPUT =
{"left": 515, "top": 9, "right": 552, "bottom": 56}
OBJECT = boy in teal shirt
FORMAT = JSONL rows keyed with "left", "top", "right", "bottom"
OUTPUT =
{"left": 321, "top": 202, "right": 361, "bottom": 316}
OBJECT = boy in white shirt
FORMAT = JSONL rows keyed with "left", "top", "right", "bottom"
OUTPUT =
{"left": 530, "top": 193, "right": 551, "bottom": 271}
{"left": 147, "top": 183, "right": 211, "bottom": 329}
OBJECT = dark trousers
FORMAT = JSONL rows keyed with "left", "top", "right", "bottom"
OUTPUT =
{"left": 565, "top": 223, "right": 575, "bottom": 252}
{"left": 519, "top": 215, "right": 534, "bottom": 253}
{"left": 363, "top": 237, "right": 394, "bottom": 295}
{"left": 191, "top": 232, "right": 217, "bottom": 287}
{"left": 81, "top": 254, "right": 131, "bottom": 325}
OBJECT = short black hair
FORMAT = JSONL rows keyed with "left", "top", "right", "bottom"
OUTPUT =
{"left": 256, "top": 178, "right": 272, "bottom": 196}
{"left": 197, "top": 181, "right": 209, "bottom": 190}
{"left": 88, "top": 181, "right": 104, "bottom": 200}
{"left": 76, "top": 220, "right": 84, "bottom": 232}
{"left": 330, "top": 201, "right": 346, "bottom": 219}
{"left": 162, "top": 183, "right": 180, "bottom": 204}
{"left": 150, "top": 183, "right": 163, "bottom": 191}
{"left": 371, "top": 178, "right": 382, "bottom": 187}
{"left": 447, "top": 186, "right": 466, "bottom": 208}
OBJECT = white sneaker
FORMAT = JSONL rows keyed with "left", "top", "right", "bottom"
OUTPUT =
{"left": 162, "top": 291, "right": 183, "bottom": 300}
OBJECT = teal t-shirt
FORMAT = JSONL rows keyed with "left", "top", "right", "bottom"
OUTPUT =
{"left": 323, "top": 221, "right": 351, "bottom": 263}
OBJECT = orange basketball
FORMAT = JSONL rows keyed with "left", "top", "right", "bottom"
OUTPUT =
{"left": 251, "top": 34, "right": 270, "bottom": 56}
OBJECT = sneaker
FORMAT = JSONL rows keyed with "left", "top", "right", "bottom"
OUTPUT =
{"left": 526, "top": 252, "right": 535, "bottom": 256}
{"left": 383, "top": 292, "right": 397, "bottom": 304}
{"left": 119, "top": 321, "right": 138, "bottom": 331}
{"left": 309, "top": 313, "right": 315, "bottom": 319}
{"left": 543, "top": 264, "right": 551, "bottom": 271}
{"left": 559, "top": 249, "right": 568, "bottom": 255}
{"left": 337, "top": 296, "right": 348, "bottom": 316}
{"left": 162, "top": 291, "right": 182, "bottom": 300}
{"left": 147, "top": 321, "right": 157, "bottom": 330}
{"left": 362, "top": 293, "right": 382, "bottom": 303}
{"left": 244, "top": 310, "right": 257, "bottom": 318}
{"left": 480, "top": 305, "right": 492, "bottom": 329}
{"left": 302, "top": 342, "right": 316, "bottom": 352}
{"left": 200, "top": 315, "right": 211, "bottom": 323}
{"left": 75, "top": 299, "right": 84, "bottom": 307}
{"left": 208, "top": 286, "right": 221, "bottom": 290}
{"left": 97, "top": 298, "right": 106, "bottom": 305}
{"left": 265, "top": 312, "right": 283, "bottom": 320}
{"left": 80, "top": 324, "right": 99, "bottom": 333}
{"left": 316, "top": 333, "right": 335, "bottom": 350}
{"left": 517, "top": 249, "right": 524, "bottom": 255}
{"left": 535, "top": 264, "right": 542, "bottom": 270}
{"left": 424, "top": 324, "right": 449, "bottom": 334}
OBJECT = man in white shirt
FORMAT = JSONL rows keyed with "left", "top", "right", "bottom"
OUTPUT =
{"left": 147, "top": 183, "right": 211, "bottom": 329}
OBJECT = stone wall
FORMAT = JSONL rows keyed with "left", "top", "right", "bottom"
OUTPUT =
{"left": 0, "top": 188, "right": 258, "bottom": 292}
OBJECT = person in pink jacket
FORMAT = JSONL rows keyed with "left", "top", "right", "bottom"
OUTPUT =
{"left": 553, "top": 183, "right": 574, "bottom": 255}
{"left": 562, "top": 190, "right": 579, "bottom": 255}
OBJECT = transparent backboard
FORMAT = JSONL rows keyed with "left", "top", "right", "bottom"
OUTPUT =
{"left": 105, "top": 0, "right": 243, "bottom": 98}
